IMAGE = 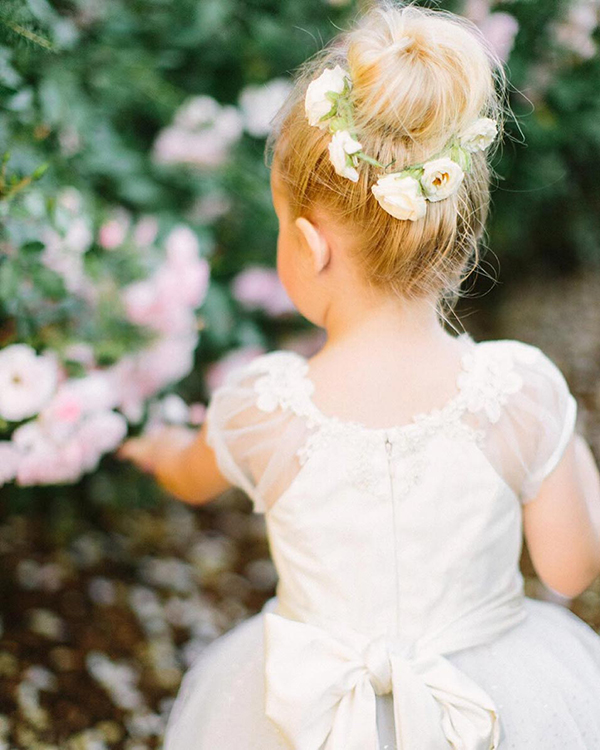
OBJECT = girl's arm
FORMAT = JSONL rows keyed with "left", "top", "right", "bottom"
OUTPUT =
{"left": 522, "top": 432, "right": 600, "bottom": 598}
{"left": 117, "top": 423, "right": 233, "bottom": 505}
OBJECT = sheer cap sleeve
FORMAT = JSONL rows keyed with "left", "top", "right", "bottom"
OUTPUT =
{"left": 481, "top": 340, "right": 578, "bottom": 504}
{"left": 204, "top": 351, "right": 310, "bottom": 513}
{"left": 519, "top": 345, "right": 577, "bottom": 501}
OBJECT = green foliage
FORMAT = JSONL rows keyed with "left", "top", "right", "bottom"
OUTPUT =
{"left": 0, "top": 151, "right": 49, "bottom": 201}
{"left": 0, "top": 0, "right": 55, "bottom": 52}
{"left": 1, "top": 0, "right": 599, "bottom": 507}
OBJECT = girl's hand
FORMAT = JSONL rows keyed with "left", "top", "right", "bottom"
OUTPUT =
{"left": 118, "top": 421, "right": 231, "bottom": 505}
{"left": 117, "top": 425, "right": 198, "bottom": 476}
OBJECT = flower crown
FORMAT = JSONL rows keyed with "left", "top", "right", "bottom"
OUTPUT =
{"left": 304, "top": 64, "right": 498, "bottom": 222}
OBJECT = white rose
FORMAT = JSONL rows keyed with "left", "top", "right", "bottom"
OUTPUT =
{"left": 460, "top": 117, "right": 498, "bottom": 153}
{"left": 420, "top": 157, "right": 465, "bottom": 202}
{"left": 327, "top": 130, "right": 362, "bottom": 182}
{"left": 239, "top": 78, "right": 293, "bottom": 138}
{"left": 0, "top": 344, "right": 59, "bottom": 422}
{"left": 371, "top": 173, "right": 427, "bottom": 221}
{"left": 304, "top": 65, "right": 349, "bottom": 129}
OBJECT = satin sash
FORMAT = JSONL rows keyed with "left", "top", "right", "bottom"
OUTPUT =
{"left": 263, "top": 595, "right": 527, "bottom": 750}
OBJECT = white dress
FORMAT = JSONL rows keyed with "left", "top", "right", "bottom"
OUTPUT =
{"left": 163, "top": 333, "right": 600, "bottom": 750}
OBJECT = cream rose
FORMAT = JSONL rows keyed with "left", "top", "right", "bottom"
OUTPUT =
{"left": 371, "top": 173, "right": 427, "bottom": 221}
{"left": 460, "top": 117, "right": 498, "bottom": 153}
{"left": 304, "top": 65, "right": 349, "bottom": 129}
{"left": 327, "top": 130, "right": 362, "bottom": 182}
{"left": 0, "top": 344, "right": 59, "bottom": 422}
{"left": 420, "top": 157, "right": 465, "bottom": 202}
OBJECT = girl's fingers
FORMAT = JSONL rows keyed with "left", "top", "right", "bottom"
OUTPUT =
{"left": 117, "top": 438, "right": 153, "bottom": 467}
{"left": 116, "top": 440, "right": 138, "bottom": 460}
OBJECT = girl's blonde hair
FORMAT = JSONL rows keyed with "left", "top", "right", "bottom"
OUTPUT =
{"left": 266, "top": 0, "right": 509, "bottom": 319}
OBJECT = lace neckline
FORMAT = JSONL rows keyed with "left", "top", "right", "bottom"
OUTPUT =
{"left": 279, "top": 332, "right": 480, "bottom": 437}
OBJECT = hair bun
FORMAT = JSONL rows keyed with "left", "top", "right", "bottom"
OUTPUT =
{"left": 346, "top": 3, "right": 499, "bottom": 146}
{"left": 387, "top": 34, "right": 414, "bottom": 54}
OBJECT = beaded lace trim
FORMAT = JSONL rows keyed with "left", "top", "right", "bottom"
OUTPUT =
{"left": 247, "top": 337, "right": 525, "bottom": 492}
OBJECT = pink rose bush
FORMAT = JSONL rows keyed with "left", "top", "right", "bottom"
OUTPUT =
{"left": 462, "top": 1, "right": 520, "bottom": 63}
{"left": 552, "top": 1, "right": 598, "bottom": 60}
{"left": 238, "top": 78, "right": 293, "bottom": 138}
{"left": 153, "top": 95, "right": 244, "bottom": 170}
{"left": 123, "top": 226, "right": 210, "bottom": 335}
{"left": 231, "top": 266, "right": 296, "bottom": 317}
{"left": 0, "top": 191, "right": 211, "bottom": 488}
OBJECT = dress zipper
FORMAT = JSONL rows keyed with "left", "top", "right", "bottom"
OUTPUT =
{"left": 384, "top": 434, "right": 401, "bottom": 633}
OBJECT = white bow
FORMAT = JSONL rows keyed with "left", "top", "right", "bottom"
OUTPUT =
{"left": 264, "top": 612, "right": 500, "bottom": 750}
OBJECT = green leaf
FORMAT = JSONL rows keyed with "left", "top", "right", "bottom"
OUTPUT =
{"left": 0, "top": 260, "right": 19, "bottom": 300}
{"left": 32, "top": 265, "right": 66, "bottom": 299}
{"left": 20, "top": 239, "right": 44, "bottom": 253}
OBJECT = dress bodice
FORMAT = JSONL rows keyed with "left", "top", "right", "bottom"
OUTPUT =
{"left": 204, "top": 333, "right": 578, "bottom": 750}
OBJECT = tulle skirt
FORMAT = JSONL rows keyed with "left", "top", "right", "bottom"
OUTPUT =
{"left": 163, "top": 596, "right": 600, "bottom": 749}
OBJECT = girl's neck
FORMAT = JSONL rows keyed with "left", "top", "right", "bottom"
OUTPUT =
{"left": 319, "top": 290, "right": 456, "bottom": 357}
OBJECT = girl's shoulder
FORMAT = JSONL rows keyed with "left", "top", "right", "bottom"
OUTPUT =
{"left": 216, "top": 335, "right": 575, "bottom": 431}
{"left": 469, "top": 337, "right": 578, "bottom": 503}
{"left": 459, "top": 336, "right": 575, "bottom": 417}
{"left": 251, "top": 336, "right": 569, "bottom": 395}
{"left": 471, "top": 337, "right": 572, "bottom": 393}
{"left": 204, "top": 337, "right": 578, "bottom": 510}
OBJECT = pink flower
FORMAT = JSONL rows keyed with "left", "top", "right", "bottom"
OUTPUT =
{"left": 57, "top": 187, "right": 84, "bottom": 215}
{"left": 122, "top": 228, "right": 209, "bottom": 334}
{"left": 133, "top": 215, "right": 159, "bottom": 247}
{"left": 554, "top": 2, "right": 598, "bottom": 60}
{"left": 136, "top": 335, "right": 198, "bottom": 394}
{"left": 41, "top": 227, "right": 90, "bottom": 296}
{"left": 98, "top": 209, "right": 131, "bottom": 250}
{"left": 238, "top": 78, "right": 293, "bottom": 138}
{"left": 159, "top": 394, "right": 190, "bottom": 424}
{"left": 12, "top": 401, "right": 128, "bottom": 485}
{"left": 479, "top": 12, "right": 520, "bottom": 63}
{"left": 462, "top": 0, "right": 490, "bottom": 24}
{"left": 0, "top": 345, "right": 59, "bottom": 422}
{"left": 231, "top": 266, "right": 296, "bottom": 316}
{"left": 109, "top": 332, "right": 199, "bottom": 415}
{"left": 462, "top": 3, "right": 519, "bottom": 63}
{"left": 191, "top": 192, "right": 232, "bottom": 223}
{"left": 173, "top": 96, "right": 221, "bottom": 129}
{"left": 188, "top": 402, "right": 207, "bottom": 426}
{"left": 152, "top": 96, "right": 243, "bottom": 170}
{"left": 123, "top": 271, "right": 198, "bottom": 334}
{"left": 153, "top": 130, "right": 226, "bottom": 169}
{"left": 11, "top": 421, "right": 47, "bottom": 452}
{"left": 77, "top": 411, "right": 128, "bottom": 471}
{"left": 16, "top": 437, "right": 85, "bottom": 487}
{"left": 165, "top": 225, "right": 200, "bottom": 265}
{"left": 183, "top": 258, "right": 210, "bottom": 308}
{"left": 64, "top": 218, "right": 94, "bottom": 254}
{"left": 123, "top": 276, "right": 170, "bottom": 332}
{"left": 58, "top": 126, "right": 81, "bottom": 157}
{"left": 204, "top": 345, "right": 266, "bottom": 392}
{"left": 146, "top": 394, "right": 191, "bottom": 429}
{"left": 63, "top": 342, "right": 96, "bottom": 369}
{"left": 41, "top": 372, "right": 117, "bottom": 437}
{"left": 165, "top": 226, "right": 211, "bottom": 307}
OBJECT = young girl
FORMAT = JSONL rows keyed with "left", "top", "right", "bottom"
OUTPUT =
{"left": 119, "top": 2, "right": 600, "bottom": 748}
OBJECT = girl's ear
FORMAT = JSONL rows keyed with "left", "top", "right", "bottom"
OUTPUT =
{"left": 294, "top": 217, "right": 331, "bottom": 274}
